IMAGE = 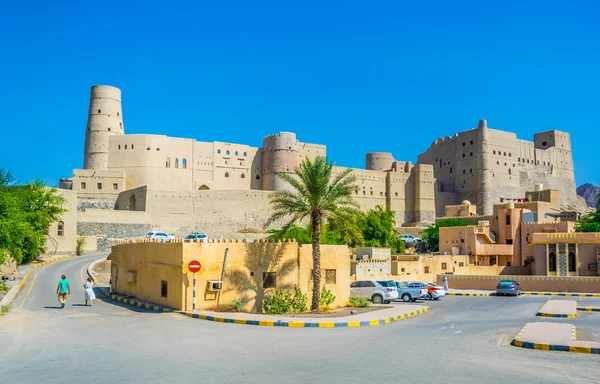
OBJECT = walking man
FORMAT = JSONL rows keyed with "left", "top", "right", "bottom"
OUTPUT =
{"left": 56, "top": 275, "right": 70, "bottom": 308}
{"left": 442, "top": 275, "right": 449, "bottom": 292}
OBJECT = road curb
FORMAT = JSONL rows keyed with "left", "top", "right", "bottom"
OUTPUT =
{"left": 86, "top": 257, "right": 106, "bottom": 283}
{"left": 96, "top": 287, "right": 431, "bottom": 328}
{"left": 577, "top": 307, "right": 600, "bottom": 312}
{"left": 447, "top": 292, "right": 490, "bottom": 297}
{"left": 0, "top": 255, "right": 70, "bottom": 308}
{"left": 536, "top": 312, "right": 577, "bottom": 318}
{"left": 511, "top": 324, "right": 599, "bottom": 354}
{"left": 523, "top": 292, "right": 600, "bottom": 297}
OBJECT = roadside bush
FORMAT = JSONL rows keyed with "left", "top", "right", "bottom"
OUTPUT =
{"left": 225, "top": 297, "right": 245, "bottom": 312}
{"left": 0, "top": 281, "right": 8, "bottom": 291}
{"left": 76, "top": 236, "right": 86, "bottom": 256}
{"left": 262, "top": 289, "right": 292, "bottom": 314}
{"left": 319, "top": 286, "right": 336, "bottom": 312}
{"left": 348, "top": 297, "right": 371, "bottom": 308}
{"left": 290, "top": 287, "right": 308, "bottom": 313}
{"left": 1, "top": 305, "right": 10, "bottom": 314}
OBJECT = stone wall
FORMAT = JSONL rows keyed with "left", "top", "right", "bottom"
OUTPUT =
{"left": 77, "top": 196, "right": 117, "bottom": 212}
{"left": 77, "top": 222, "right": 151, "bottom": 239}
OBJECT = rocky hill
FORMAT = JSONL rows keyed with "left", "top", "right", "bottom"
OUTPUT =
{"left": 577, "top": 183, "right": 599, "bottom": 208}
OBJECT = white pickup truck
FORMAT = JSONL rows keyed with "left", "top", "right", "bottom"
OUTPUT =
{"left": 394, "top": 281, "right": 427, "bottom": 302}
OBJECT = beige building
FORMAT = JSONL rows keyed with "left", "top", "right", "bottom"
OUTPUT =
{"left": 531, "top": 233, "right": 600, "bottom": 277}
{"left": 418, "top": 119, "right": 588, "bottom": 216}
{"left": 60, "top": 85, "right": 436, "bottom": 225}
{"left": 109, "top": 239, "right": 350, "bottom": 312}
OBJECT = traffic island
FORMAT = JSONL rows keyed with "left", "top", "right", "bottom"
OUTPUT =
{"left": 511, "top": 322, "right": 600, "bottom": 354}
{"left": 578, "top": 306, "right": 600, "bottom": 312}
{"left": 96, "top": 287, "right": 430, "bottom": 328}
{"left": 536, "top": 300, "right": 577, "bottom": 318}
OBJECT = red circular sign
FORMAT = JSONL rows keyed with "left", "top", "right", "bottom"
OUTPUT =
{"left": 188, "top": 260, "right": 201, "bottom": 273}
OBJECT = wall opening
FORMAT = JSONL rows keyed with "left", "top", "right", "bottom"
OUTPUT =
{"left": 57, "top": 221, "right": 64, "bottom": 236}
{"left": 198, "top": 185, "right": 210, "bottom": 190}
{"left": 175, "top": 158, "right": 179, "bottom": 168}
{"left": 568, "top": 251, "right": 576, "bottom": 272}
{"left": 182, "top": 158, "right": 187, "bottom": 169}
{"left": 241, "top": 173, "right": 246, "bottom": 178}
{"left": 225, "top": 172, "right": 229, "bottom": 178}
{"left": 161, "top": 280, "right": 168, "bottom": 298}
{"left": 166, "top": 157, "right": 170, "bottom": 168}
{"left": 549, "top": 251, "right": 557, "bottom": 272}
{"left": 130, "top": 193, "right": 137, "bottom": 211}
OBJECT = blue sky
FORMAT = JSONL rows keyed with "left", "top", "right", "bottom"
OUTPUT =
{"left": 1, "top": 0, "right": 598, "bottom": 186}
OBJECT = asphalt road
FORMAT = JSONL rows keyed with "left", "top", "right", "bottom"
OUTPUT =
{"left": 1, "top": 254, "right": 599, "bottom": 384}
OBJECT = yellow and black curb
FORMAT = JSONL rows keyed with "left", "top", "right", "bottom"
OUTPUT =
{"left": 96, "top": 287, "right": 431, "bottom": 328}
{"left": 523, "top": 292, "right": 600, "bottom": 298}
{"left": 577, "top": 307, "right": 600, "bottom": 312}
{"left": 511, "top": 324, "right": 599, "bottom": 354}
{"left": 446, "top": 292, "right": 490, "bottom": 297}
{"left": 536, "top": 312, "right": 577, "bottom": 318}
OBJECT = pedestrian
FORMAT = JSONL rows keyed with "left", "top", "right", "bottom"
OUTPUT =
{"left": 56, "top": 275, "right": 70, "bottom": 308}
{"left": 427, "top": 283, "right": 436, "bottom": 300}
{"left": 83, "top": 277, "right": 96, "bottom": 306}
{"left": 442, "top": 275, "right": 448, "bottom": 291}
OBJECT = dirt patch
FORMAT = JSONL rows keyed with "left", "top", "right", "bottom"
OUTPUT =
{"left": 92, "top": 260, "right": 111, "bottom": 285}
{"left": 280, "top": 306, "right": 390, "bottom": 318}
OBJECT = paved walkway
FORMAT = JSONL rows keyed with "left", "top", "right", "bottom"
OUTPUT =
{"left": 512, "top": 322, "right": 600, "bottom": 354}
{"left": 536, "top": 300, "right": 577, "bottom": 318}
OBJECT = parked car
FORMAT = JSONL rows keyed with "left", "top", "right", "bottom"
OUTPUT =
{"left": 496, "top": 280, "right": 521, "bottom": 296}
{"left": 146, "top": 231, "right": 175, "bottom": 242}
{"left": 399, "top": 234, "right": 422, "bottom": 246}
{"left": 185, "top": 232, "right": 209, "bottom": 241}
{"left": 394, "top": 281, "right": 427, "bottom": 302}
{"left": 424, "top": 283, "right": 446, "bottom": 300}
{"left": 350, "top": 280, "right": 398, "bottom": 304}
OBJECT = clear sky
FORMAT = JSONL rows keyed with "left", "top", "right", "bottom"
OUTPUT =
{"left": 1, "top": 0, "right": 598, "bottom": 186}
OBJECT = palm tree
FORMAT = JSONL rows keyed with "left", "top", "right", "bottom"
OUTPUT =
{"left": 265, "top": 156, "right": 358, "bottom": 311}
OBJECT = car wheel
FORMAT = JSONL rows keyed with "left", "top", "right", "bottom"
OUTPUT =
{"left": 372, "top": 294, "right": 383, "bottom": 304}
{"left": 434, "top": 298, "right": 439, "bottom": 301}
{"left": 384, "top": 300, "right": 391, "bottom": 304}
{"left": 401, "top": 294, "right": 412, "bottom": 302}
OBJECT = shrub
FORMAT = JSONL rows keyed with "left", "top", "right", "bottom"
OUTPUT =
{"left": 1, "top": 305, "right": 10, "bottom": 314}
{"left": 225, "top": 297, "right": 245, "bottom": 312}
{"left": 262, "top": 289, "right": 292, "bottom": 314}
{"left": 319, "top": 286, "right": 336, "bottom": 312}
{"left": 76, "top": 236, "right": 86, "bottom": 256}
{"left": 0, "top": 281, "right": 8, "bottom": 292}
{"left": 348, "top": 297, "right": 371, "bottom": 308}
{"left": 290, "top": 287, "right": 308, "bottom": 313}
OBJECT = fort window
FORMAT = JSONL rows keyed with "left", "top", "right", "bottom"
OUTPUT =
{"left": 462, "top": 154, "right": 465, "bottom": 158}
{"left": 506, "top": 214, "right": 511, "bottom": 225}
{"left": 527, "top": 159, "right": 529, "bottom": 163}
{"left": 493, "top": 150, "right": 496, "bottom": 155}
{"left": 542, "top": 141, "right": 547, "bottom": 146}
{"left": 117, "top": 112, "right": 120, "bottom": 116}
{"left": 147, "top": 147, "right": 151, "bottom": 150}
{"left": 263, "top": 272, "right": 276, "bottom": 289}
{"left": 462, "top": 142, "right": 466, "bottom": 147}
{"left": 450, "top": 167, "right": 453, "bottom": 173}
{"left": 175, "top": 158, "right": 179, "bottom": 168}
{"left": 241, "top": 173, "right": 245, "bottom": 178}
{"left": 225, "top": 172, "right": 229, "bottom": 178}
{"left": 459, "top": 262, "right": 464, "bottom": 267}
{"left": 81, "top": 182, "right": 86, "bottom": 189}
{"left": 325, "top": 269, "right": 337, "bottom": 284}
{"left": 439, "top": 159, "right": 442, "bottom": 167}
{"left": 118, "top": 145, "right": 121, "bottom": 149}
{"left": 182, "top": 159, "right": 187, "bottom": 169}
{"left": 57, "top": 221, "right": 64, "bottom": 236}
{"left": 549, "top": 251, "right": 557, "bottom": 272}
{"left": 380, "top": 192, "right": 383, "bottom": 196}
{"left": 370, "top": 191, "right": 373, "bottom": 195}
{"left": 120, "top": 123, "right": 122, "bottom": 128}
{"left": 441, "top": 263, "right": 447, "bottom": 270}
{"left": 497, "top": 161, "right": 499, "bottom": 165}
{"left": 508, "top": 168, "right": 511, "bottom": 175}
{"left": 125, "top": 145, "right": 128, "bottom": 149}
{"left": 97, "top": 183, "right": 102, "bottom": 190}
{"left": 470, "top": 141, "right": 473, "bottom": 145}
{"left": 470, "top": 152, "right": 473, "bottom": 157}
{"left": 363, "top": 191, "right": 366, "bottom": 195}
{"left": 424, "top": 266, "right": 430, "bottom": 274}
{"left": 161, "top": 280, "right": 168, "bottom": 298}
{"left": 506, "top": 239, "right": 513, "bottom": 245}
{"left": 131, "top": 145, "right": 134, "bottom": 149}
{"left": 97, "top": 109, "right": 101, "bottom": 113}
{"left": 166, "top": 157, "right": 170, "bottom": 168}
{"left": 509, "top": 153, "right": 511, "bottom": 157}
{"left": 463, "top": 169, "right": 466, "bottom": 174}
{"left": 108, "top": 127, "right": 111, "bottom": 131}
{"left": 113, "top": 183, "right": 118, "bottom": 190}
{"left": 469, "top": 168, "right": 472, "bottom": 173}
{"left": 217, "top": 149, "right": 221, "bottom": 154}
{"left": 395, "top": 192, "right": 398, "bottom": 197}
{"left": 157, "top": 148, "right": 160, "bottom": 151}
{"left": 504, "top": 162, "right": 507, "bottom": 166}
{"left": 226, "top": 150, "right": 230, "bottom": 155}
{"left": 243, "top": 152, "right": 247, "bottom": 156}
{"left": 568, "top": 252, "right": 576, "bottom": 272}
{"left": 503, "top": 152, "right": 506, "bottom": 156}
{"left": 256, "top": 175, "right": 260, "bottom": 180}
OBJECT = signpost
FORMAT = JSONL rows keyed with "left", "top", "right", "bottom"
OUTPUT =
{"left": 188, "top": 260, "right": 201, "bottom": 310}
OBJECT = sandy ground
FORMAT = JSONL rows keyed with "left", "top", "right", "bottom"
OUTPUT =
{"left": 92, "top": 259, "right": 111, "bottom": 285}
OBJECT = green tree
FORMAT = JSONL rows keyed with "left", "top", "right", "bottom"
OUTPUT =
{"left": 357, "top": 206, "right": 405, "bottom": 253}
{"left": 265, "top": 156, "right": 358, "bottom": 311}
{"left": 0, "top": 170, "right": 65, "bottom": 265}
{"left": 422, "top": 218, "right": 473, "bottom": 252}
{"left": 575, "top": 192, "right": 600, "bottom": 232}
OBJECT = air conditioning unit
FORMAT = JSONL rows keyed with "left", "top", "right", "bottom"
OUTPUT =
{"left": 207, "top": 280, "right": 223, "bottom": 291}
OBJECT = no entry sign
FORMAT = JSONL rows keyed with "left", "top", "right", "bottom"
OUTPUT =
{"left": 188, "top": 260, "right": 201, "bottom": 273}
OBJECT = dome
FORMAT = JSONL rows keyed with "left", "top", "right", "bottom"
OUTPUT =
{"left": 461, "top": 200, "right": 471, "bottom": 206}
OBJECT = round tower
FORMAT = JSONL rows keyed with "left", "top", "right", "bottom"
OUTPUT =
{"left": 83, "top": 85, "right": 124, "bottom": 170}
{"left": 366, "top": 152, "right": 395, "bottom": 171}
{"left": 261, "top": 132, "right": 300, "bottom": 191}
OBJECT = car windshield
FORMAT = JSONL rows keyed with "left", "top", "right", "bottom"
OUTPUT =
{"left": 377, "top": 281, "right": 395, "bottom": 287}
{"left": 185, "top": 235, "right": 194, "bottom": 239}
{"left": 197, "top": 234, "right": 207, "bottom": 238}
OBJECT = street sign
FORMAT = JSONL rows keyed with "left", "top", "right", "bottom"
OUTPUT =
{"left": 188, "top": 260, "right": 201, "bottom": 273}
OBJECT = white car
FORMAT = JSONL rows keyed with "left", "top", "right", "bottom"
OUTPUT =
{"left": 146, "top": 231, "right": 175, "bottom": 242}
{"left": 400, "top": 234, "right": 422, "bottom": 245}
{"left": 424, "top": 283, "right": 446, "bottom": 300}
{"left": 350, "top": 280, "right": 399, "bottom": 304}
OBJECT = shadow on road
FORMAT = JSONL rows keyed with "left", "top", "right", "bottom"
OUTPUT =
{"left": 93, "top": 287, "right": 172, "bottom": 314}
{"left": 43, "top": 306, "right": 62, "bottom": 309}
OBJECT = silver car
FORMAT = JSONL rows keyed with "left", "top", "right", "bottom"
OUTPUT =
{"left": 395, "top": 281, "right": 428, "bottom": 302}
{"left": 496, "top": 280, "right": 521, "bottom": 296}
{"left": 350, "top": 280, "right": 399, "bottom": 304}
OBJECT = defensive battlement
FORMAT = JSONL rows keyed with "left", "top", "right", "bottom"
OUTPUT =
{"left": 115, "top": 238, "right": 298, "bottom": 245}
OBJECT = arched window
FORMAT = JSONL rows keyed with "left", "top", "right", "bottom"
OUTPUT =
{"left": 108, "top": 127, "right": 111, "bottom": 132}
{"left": 234, "top": 151, "right": 238, "bottom": 156}
{"left": 243, "top": 152, "right": 247, "bottom": 156}
{"left": 568, "top": 252, "right": 576, "bottom": 272}
{"left": 217, "top": 149, "right": 221, "bottom": 154}
{"left": 182, "top": 159, "right": 187, "bottom": 169}
{"left": 225, "top": 172, "right": 230, "bottom": 178}
{"left": 241, "top": 173, "right": 245, "bottom": 178}
{"left": 166, "top": 157, "right": 170, "bottom": 168}
{"left": 57, "top": 221, "right": 64, "bottom": 236}
{"left": 175, "top": 158, "right": 179, "bottom": 168}
{"left": 147, "top": 147, "right": 151, "bottom": 150}
{"left": 549, "top": 251, "right": 557, "bottom": 272}
{"left": 226, "top": 150, "right": 230, "bottom": 155}
{"left": 198, "top": 185, "right": 209, "bottom": 190}
{"left": 98, "top": 109, "right": 101, "bottom": 113}
{"left": 156, "top": 148, "right": 160, "bottom": 151}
